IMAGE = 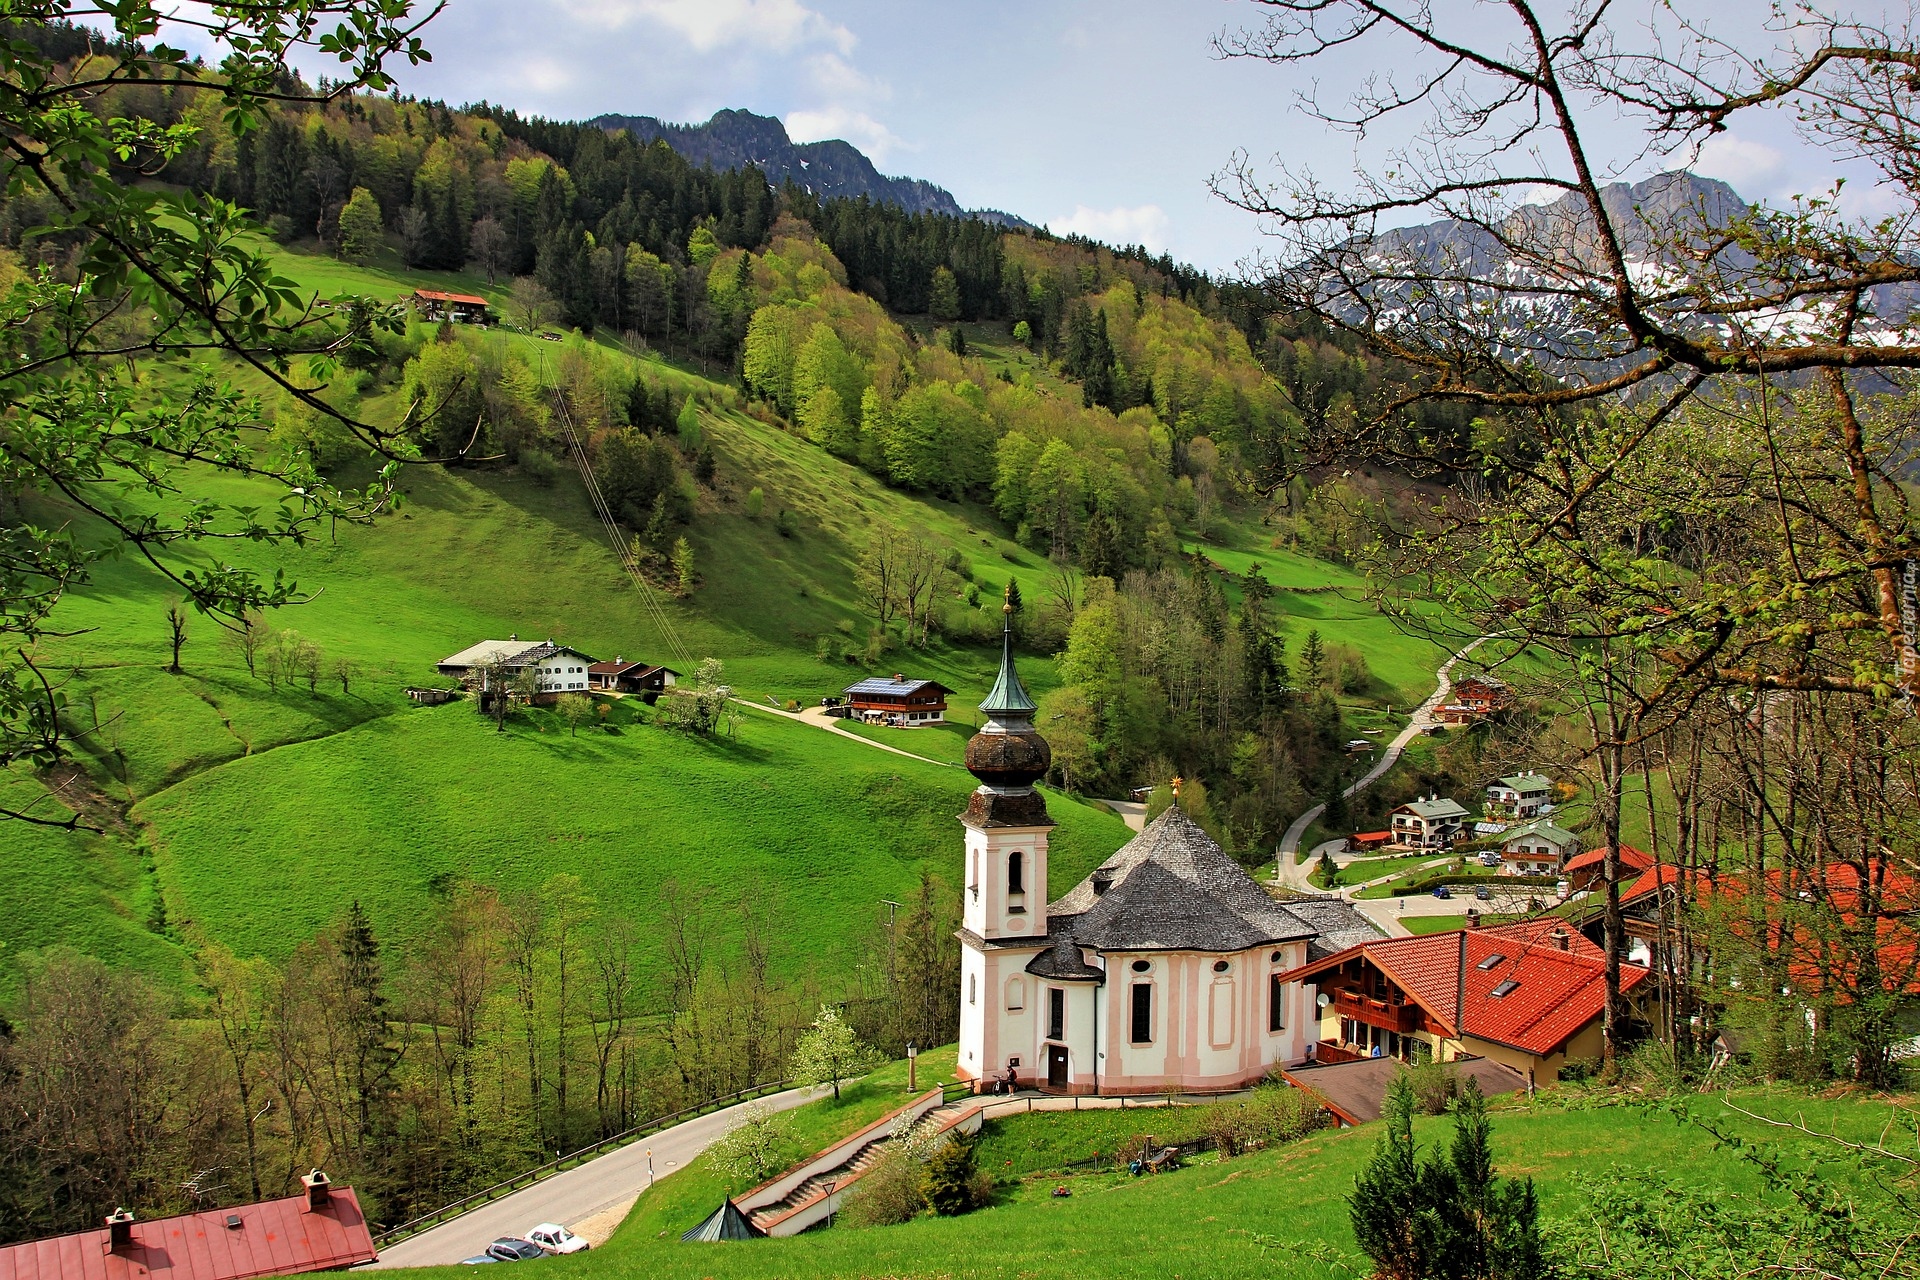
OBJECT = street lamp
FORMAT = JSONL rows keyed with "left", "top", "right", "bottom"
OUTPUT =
{"left": 907, "top": 1042, "right": 917, "bottom": 1092}
{"left": 645, "top": 1149, "right": 653, "bottom": 1189}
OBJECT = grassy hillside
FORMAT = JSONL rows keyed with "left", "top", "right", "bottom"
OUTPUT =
{"left": 0, "top": 239, "right": 1441, "bottom": 988}
{"left": 562, "top": 1082, "right": 1900, "bottom": 1280}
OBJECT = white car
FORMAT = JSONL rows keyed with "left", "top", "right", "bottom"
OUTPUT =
{"left": 525, "top": 1224, "right": 589, "bottom": 1256}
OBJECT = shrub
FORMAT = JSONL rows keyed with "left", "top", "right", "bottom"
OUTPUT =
{"left": 1199, "top": 1085, "right": 1329, "bottom": 1156}
{"left": 1404, "top": 1059, "right": 1458, "bottom": 1115}
{"left": 839, "top": 1145, "right": 926, "bottom": 1227}
{"left": 519, "top": 447, "right": 560, "bottom": 487}
{"left": 922, "top": 1132, "right": 984, "bottom": 1215}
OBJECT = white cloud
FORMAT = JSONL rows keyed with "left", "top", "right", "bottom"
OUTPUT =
{"left": 786, "top": 107, "right": 911, "bottom": 165}
{"left": 1691, "top": 133, "right": 1786, "bottom": 191}
{"left": 1047, "top": 203, "right": 1173, "bottom": 253}
{"left": 806, "top": 52, "right": 889, "bottom": 101}
{"left": 558, "top": 0, "right": 855, "bottom": 54}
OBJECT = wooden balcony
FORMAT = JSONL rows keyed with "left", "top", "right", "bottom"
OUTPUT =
{"left": 1333, "top": 988, "right": 1421, "bottom": 1034}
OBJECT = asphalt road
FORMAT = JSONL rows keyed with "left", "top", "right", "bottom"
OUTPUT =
{"left": 364, "top": 1085, "right": 826, "bottom": 1269}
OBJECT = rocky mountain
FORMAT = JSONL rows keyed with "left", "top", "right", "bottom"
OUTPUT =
{"left": 590, "top": 108, "right": 1031, "bottom": 228}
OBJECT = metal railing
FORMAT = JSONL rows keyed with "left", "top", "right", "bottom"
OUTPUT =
{"left": 372, "top": 1079, "right": 790, "bottom": 1248}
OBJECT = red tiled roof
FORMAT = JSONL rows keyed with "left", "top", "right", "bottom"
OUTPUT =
{"left": 1564, "top": 844, "right": 1655, "bottom": 877}
{"left": 413, "top": 290, "right": 489, "bottom": 306}
{"left": 1284, "top": 920, "right": 1649, "bottom": 1057}
{"left": 0, "top": 1190, "right": 376, "bottom": 1280}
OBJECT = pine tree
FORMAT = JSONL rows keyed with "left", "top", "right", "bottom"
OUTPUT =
{"left": 922, "top": 1132, "right": 981, "bottom": 1215}
{"left": 1349, "top": 1075, "right": 1453, "bottom": 1280}
{"left": 340, "top": 901, "right": 398, "bottom": 1151}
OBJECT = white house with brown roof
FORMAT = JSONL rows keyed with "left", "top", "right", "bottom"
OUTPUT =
{"left": 1500, "top": 820, "right": 1581, "bottom": 876}
{"left": 436, "top": 637, "right": 596, "bottom": 705}
{"left": 1485, "top": 772, "right": 1553, "bottom": 819}
{"left": 954, "top": 613, "right": 1381, "bottom": 1095}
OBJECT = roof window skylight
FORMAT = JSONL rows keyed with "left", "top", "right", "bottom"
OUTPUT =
{"left": 1490, "top": 979, "right": 1520, "bottom": 998}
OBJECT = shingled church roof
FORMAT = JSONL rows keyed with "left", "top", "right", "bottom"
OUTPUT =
{"left": 1046, "top": 808, "right": 1321, "bottom": 953}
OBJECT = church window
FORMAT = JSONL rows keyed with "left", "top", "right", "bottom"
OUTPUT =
{"left": 1213, "top": 960, "right": 1231, "bottom": 974}
{"left": 1005, "top": 976, "right": 1025, "bottom": 1011}
{"left": 1130, "top": 983, "right": 1152, "bottom": 1044}
{"left": 1047, "top": 988, "right": 1064, "bottom": 1040}
{"left": 1130, "top": 959, "right": 1150, "bottom": 973}
{"left": 1269, "top": 973, "right": 1286, "bottom": 1032}
{"left": 1008, "top": 850, "right": 1025, "bottom": 894}
{"left": 968, "top": 974, "right": 977, "bottom": 1005}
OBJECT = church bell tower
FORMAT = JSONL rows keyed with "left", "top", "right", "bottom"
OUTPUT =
{"left": 960, "top": 593, "right": 1053, "bottom": 941}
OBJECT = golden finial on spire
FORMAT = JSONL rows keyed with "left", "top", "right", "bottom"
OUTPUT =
{"left": 1171, "top": 775, "right": 1183, "bottom": 799}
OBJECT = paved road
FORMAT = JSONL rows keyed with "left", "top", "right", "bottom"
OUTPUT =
{"left": 364, "top": 1085, "right": 826, "bottom": 1269}
{"left": 1275, "top": 636, "right": 1494, "bottom": 874}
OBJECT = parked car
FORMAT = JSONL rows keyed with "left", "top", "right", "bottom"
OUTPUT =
{"left": 458, "top": 1257, "right": 498, "bottom": 1266}
{"left": 1432, "top": 885, "right": 1452, "bottom": 900}
{"left": 1474, "top": 885, "right": 1493, "bottom": 901}
{"left": 485, "top": 1239, "right": 547, "bottom": 1262}
{"left": 526, "top": 1225, "right": 589, "bottom": 1256}
{"left": 1478, "top": 852, "right": 1502, "bottom": 868}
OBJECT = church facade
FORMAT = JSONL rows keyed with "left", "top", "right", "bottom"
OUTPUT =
{"left": 955, "top": 610, "right": 1379, "bottom": 1095}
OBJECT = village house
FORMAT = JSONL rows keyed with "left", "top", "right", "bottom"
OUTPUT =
{"left": 955, "top": 610, "right": 1381, "bottom": 1095}
{"left": 0, "top": 1172, "right": 375, "bottom": 1280}
{"left": 436, "top": 636, "right": 596, "bottom": 706}
{"left": 1485, "top": 771, "right": 1553, "bottom": 819}
{"left": 411, "top": 289, "right": 490, "bottom": 324}
{"left": 1564, "top": 843, "right": 1656, "bottom": 895}
{"left": 588, "top": 656, "right": 680, "bottom": 700}
{"left": 1390, "top": 796, "right": 1471, "bottom": 849}
{"left": 843, "top": 674, "right": 952, "bottom": 727}
{"left": 1500, "top": 820, "right": 1582, "bottom": 876}
{"left": 1282, "top": 918, "right": 1653, "bottom": 1083}
{"left": 1437, "top": 674, "right": 1514, "bottom": 725}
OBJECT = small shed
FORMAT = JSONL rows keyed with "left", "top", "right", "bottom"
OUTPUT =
{"left": 680, "top": 1199, "right": 765, "bottom": 1242}
{"left": 588, "top": 657, "right": 680, "bottom": 700}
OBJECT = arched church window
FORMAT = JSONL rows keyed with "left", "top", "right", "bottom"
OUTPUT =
{"left": 1005, "top": 976, "right": 1025, "bottom": 1011}
{"left": 1008, "top": 850, "right": 1025, "bottom": 894}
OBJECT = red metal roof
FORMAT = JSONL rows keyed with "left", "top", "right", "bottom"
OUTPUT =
{"left": 412, "top": 290, "right": 489, "bottom": 306}
{"left": 1564, "top": 844, "right": 1655, "bottom": 877}
{"left": 1284, "top": 920, "right": 1650, "bottom": 1057}
{"left": 0, "top": 1190, "right": 376, "bottom": 1280}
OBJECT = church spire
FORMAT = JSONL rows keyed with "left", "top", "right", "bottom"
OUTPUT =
{"left": 979, "top": 588, "right": 1037, "bottom": 725}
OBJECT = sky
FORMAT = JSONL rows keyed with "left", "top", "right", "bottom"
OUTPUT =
{"left": 295, "top": 0, "right": 1893, "bottom": 273}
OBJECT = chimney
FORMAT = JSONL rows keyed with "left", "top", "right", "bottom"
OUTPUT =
{"left": 302, "top": 1169, "right": 332, "bottom": 1209}
{"left": 893, "top": 672, "right": 905, "bottom": 682}
{"left": 1092, "top": 869, "right": 1113, "bottom": 897}
{"left": 107, "top": 1210, "right": 134, "bottom": 1250}
{"left": 1552, "top": 928, "right": 1569, "bottom": 951}
{"left": 1466, "top": 909, "right": 1481, "bottom": 929}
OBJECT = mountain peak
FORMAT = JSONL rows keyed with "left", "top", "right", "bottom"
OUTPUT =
{"left": 586, "top": 108, "right": 1030, "bottom": 228}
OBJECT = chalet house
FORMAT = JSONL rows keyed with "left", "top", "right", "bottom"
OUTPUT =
{"left": 1500, "top": 820, "right": 1582, "bottom": 876}
{"left": 1390, "top": 796, "right": 1470, "bottom": 849}
{"left": 588, "top": 656, "right": 680, "bottom": 700}
{"left": 955, "top": 613, "right": 1383, "bottom": 1095}
{"left": 843, "top": 674, "right": 952, "bottom": 727}
{"left": 436, "top": 637, "right": 596, "bottom": 706}
{"left": 412, "top": 289, "right": 490, "bottom": 323}
{"left": 1438, "top": 675, "right": 1513, "bottom": 725}
{"left": 1282, "top": 918, "right": 1653, "bottom": 1082}
{"left": 1564, "top": 843, "right": 1655, "bottom": 895}
{"left": 0, "top": 1172, "right": 375, "bottom": 1280}
{"left": 1486, "top": 772, "right": 1553, "bottom": 819}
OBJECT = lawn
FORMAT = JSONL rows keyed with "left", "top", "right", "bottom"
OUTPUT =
{"left": 133, "top": 701, "right": 1131, "bottom": 973}
{"left": 1309, "top": 851, "right": 1449, "bottom": 890}
{"left": 530, "top": 1084, "right": 1911, "bottom": 1280}
{"left": 830, "top": 718, "right": 975, "bottom": 767}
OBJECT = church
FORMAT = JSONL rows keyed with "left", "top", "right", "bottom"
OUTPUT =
{"left": 956, "top": 609, "right": 1380, "bottom": 1095}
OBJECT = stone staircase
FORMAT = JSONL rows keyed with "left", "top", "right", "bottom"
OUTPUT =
{"left": 744, "top": 1099, "right": 974, "bottom": 1234}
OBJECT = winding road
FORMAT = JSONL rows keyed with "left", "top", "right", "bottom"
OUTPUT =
{"left": 362, "top": 1086, "right": 828, "bottom": 1269}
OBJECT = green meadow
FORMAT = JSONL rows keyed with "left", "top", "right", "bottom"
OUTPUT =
{"left": 536, "top": 1079, "right": 1905, "bottom": 1280}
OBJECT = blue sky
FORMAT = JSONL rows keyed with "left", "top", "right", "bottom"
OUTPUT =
{"left": 349, "top": 0, "right": 1880, "bottom": 272}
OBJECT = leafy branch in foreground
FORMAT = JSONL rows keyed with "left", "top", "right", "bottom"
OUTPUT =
{"left": 0, "top": 1, "right": 443, "bottom": 825}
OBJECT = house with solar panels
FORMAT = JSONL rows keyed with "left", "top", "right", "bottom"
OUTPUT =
{"left": 841, "top": 673, "right": 953, "bottom": 726}
{"left": 955, "top": 598, "right": 1383, "bottom": 1096}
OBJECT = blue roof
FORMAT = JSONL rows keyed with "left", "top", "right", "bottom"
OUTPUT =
{"left": 843, "top": 676, "right": 950, "bottom": 697}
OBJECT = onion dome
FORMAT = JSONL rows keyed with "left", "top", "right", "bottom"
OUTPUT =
{"left": 962, "top": 594, "right": 1053, "bottom": 823}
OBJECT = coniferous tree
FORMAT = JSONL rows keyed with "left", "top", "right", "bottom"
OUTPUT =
{"left": 1349, "top": 1075, "right": 1453, "bottom": 1280}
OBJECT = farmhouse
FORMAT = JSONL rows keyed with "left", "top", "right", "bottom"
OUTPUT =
{"left": 1390, "top": 796, "right": 1470, "bottom": 849}
{"left": 436, "top": 636, "right": 597, "bottom": 705}
{"left": 1500, "top": 820, "right": 1581, "bottom": 876}
{"left": 0, "top": 1172, "right": 375, "bottom": 1280}
{"left": 1282, "top": 918, "right": 1653, "bottom": 1083}
{"left": 1485, "top": 771, "right": 1553, "bottom": 819}
{"left": 411, "top": 289, "right": 490, "bottom": 323}
{"left": 842, "top": 674, "right": 952, "bottom": 726}
{"left": 955, "top": 612, "right": 1381, "bottom": 1095}
{"left": 1437, "top": 675, "right": 1514, "bottom": 725}
{"left": 588, "top": 656, "right": 680, "bottom": 699}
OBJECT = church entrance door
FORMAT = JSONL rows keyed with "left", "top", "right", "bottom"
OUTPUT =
{"left": 1046, "top": 1044, "right": 1068, "bottom": 1088}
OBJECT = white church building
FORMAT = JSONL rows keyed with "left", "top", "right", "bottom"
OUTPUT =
{"left": 955, "top": 610, "right": 1379, "bottom": 1095}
